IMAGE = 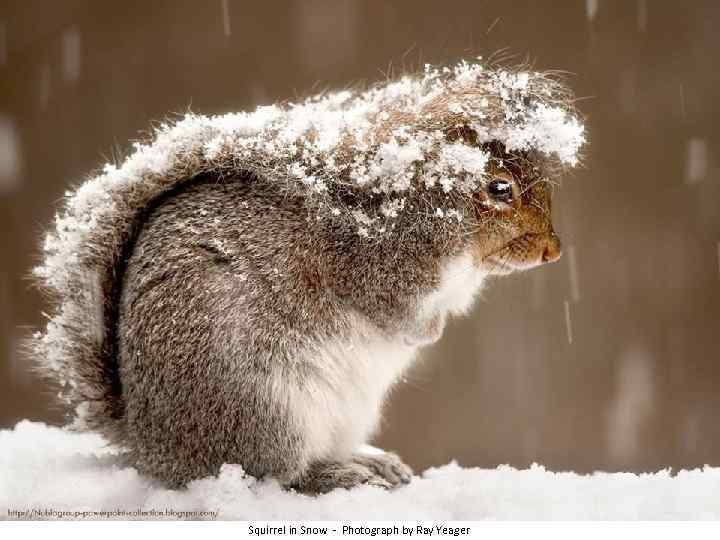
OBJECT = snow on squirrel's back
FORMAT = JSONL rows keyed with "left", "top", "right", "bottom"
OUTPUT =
{"left": 30, "top": 59, "right": 585, "bottom": 434}
{"left": 2, "top": 421, "right": 720, "bottom": 520}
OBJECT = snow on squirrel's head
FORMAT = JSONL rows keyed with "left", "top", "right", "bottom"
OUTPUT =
{"left": 212, "top": 58, "right": 585, "bottom": 271}
{"left": 208, "top": 59, "right": 585, "bottom": 193}
{"left": 39, "top": 59, "right": 586, "bottom": 294}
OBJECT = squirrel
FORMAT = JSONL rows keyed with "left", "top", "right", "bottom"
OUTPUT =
{"left": 29, "top": 61, "right": 585, "bottom": 493}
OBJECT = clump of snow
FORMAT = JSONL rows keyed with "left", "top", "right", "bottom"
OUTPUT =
{"left": 2, "top": 421, "right": 720, "bottom": 520}
{"left": 429, "top": 142, "right": 490, "bottom": 193}
{"left": 499, "top": 104, "right": 585, "bottom": 166}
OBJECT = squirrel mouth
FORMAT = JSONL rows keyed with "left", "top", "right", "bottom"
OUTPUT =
{"left": 481, "top": 232, "right": 561, "bottom": 274}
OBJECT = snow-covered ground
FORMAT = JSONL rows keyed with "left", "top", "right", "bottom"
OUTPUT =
{"left": 2, "top": 420, "right": 719, "bottom": 520}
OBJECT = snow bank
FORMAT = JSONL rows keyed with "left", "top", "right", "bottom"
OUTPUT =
{"left": 2, "top": 421, "right": 719, "bottom": 520}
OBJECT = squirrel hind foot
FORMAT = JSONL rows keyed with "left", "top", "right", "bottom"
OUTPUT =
{"left": 352, "top": 451, "right": 413, "bottom": 486}
{"left": 288, "top": 453, "right": 413, "bottom": 495}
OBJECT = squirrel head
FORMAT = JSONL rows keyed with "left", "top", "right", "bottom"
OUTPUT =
{"left": 469, "top": 141, "right": 562, "bottom": 275}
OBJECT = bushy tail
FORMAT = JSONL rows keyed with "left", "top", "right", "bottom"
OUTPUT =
{"left": 30, "top": 113, "right": 275, "bottom": 436}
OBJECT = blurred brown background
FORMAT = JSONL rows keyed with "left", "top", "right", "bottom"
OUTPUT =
{"left": 1, "top": 0, "right": 718, "bottom": 474}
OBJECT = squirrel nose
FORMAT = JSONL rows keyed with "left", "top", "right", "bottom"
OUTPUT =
{"left": 541, "top": 233, "right": 562, "bottom": 263}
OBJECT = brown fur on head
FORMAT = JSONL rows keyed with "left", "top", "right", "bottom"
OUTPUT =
{"left": 470, "top": 141, "right": 562, "bottom": 274}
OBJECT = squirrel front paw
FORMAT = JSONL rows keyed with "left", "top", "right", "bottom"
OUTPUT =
{"left": 352, "top": 451, "right": 413, "bottom": 487}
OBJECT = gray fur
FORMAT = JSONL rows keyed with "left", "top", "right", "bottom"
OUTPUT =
{"left": 117, "top": 174, "right": 463, "bottom": 487}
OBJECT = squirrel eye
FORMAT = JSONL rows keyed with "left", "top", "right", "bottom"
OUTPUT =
{"left": 487, "top": 178, "right": 513, "bottom": 203}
